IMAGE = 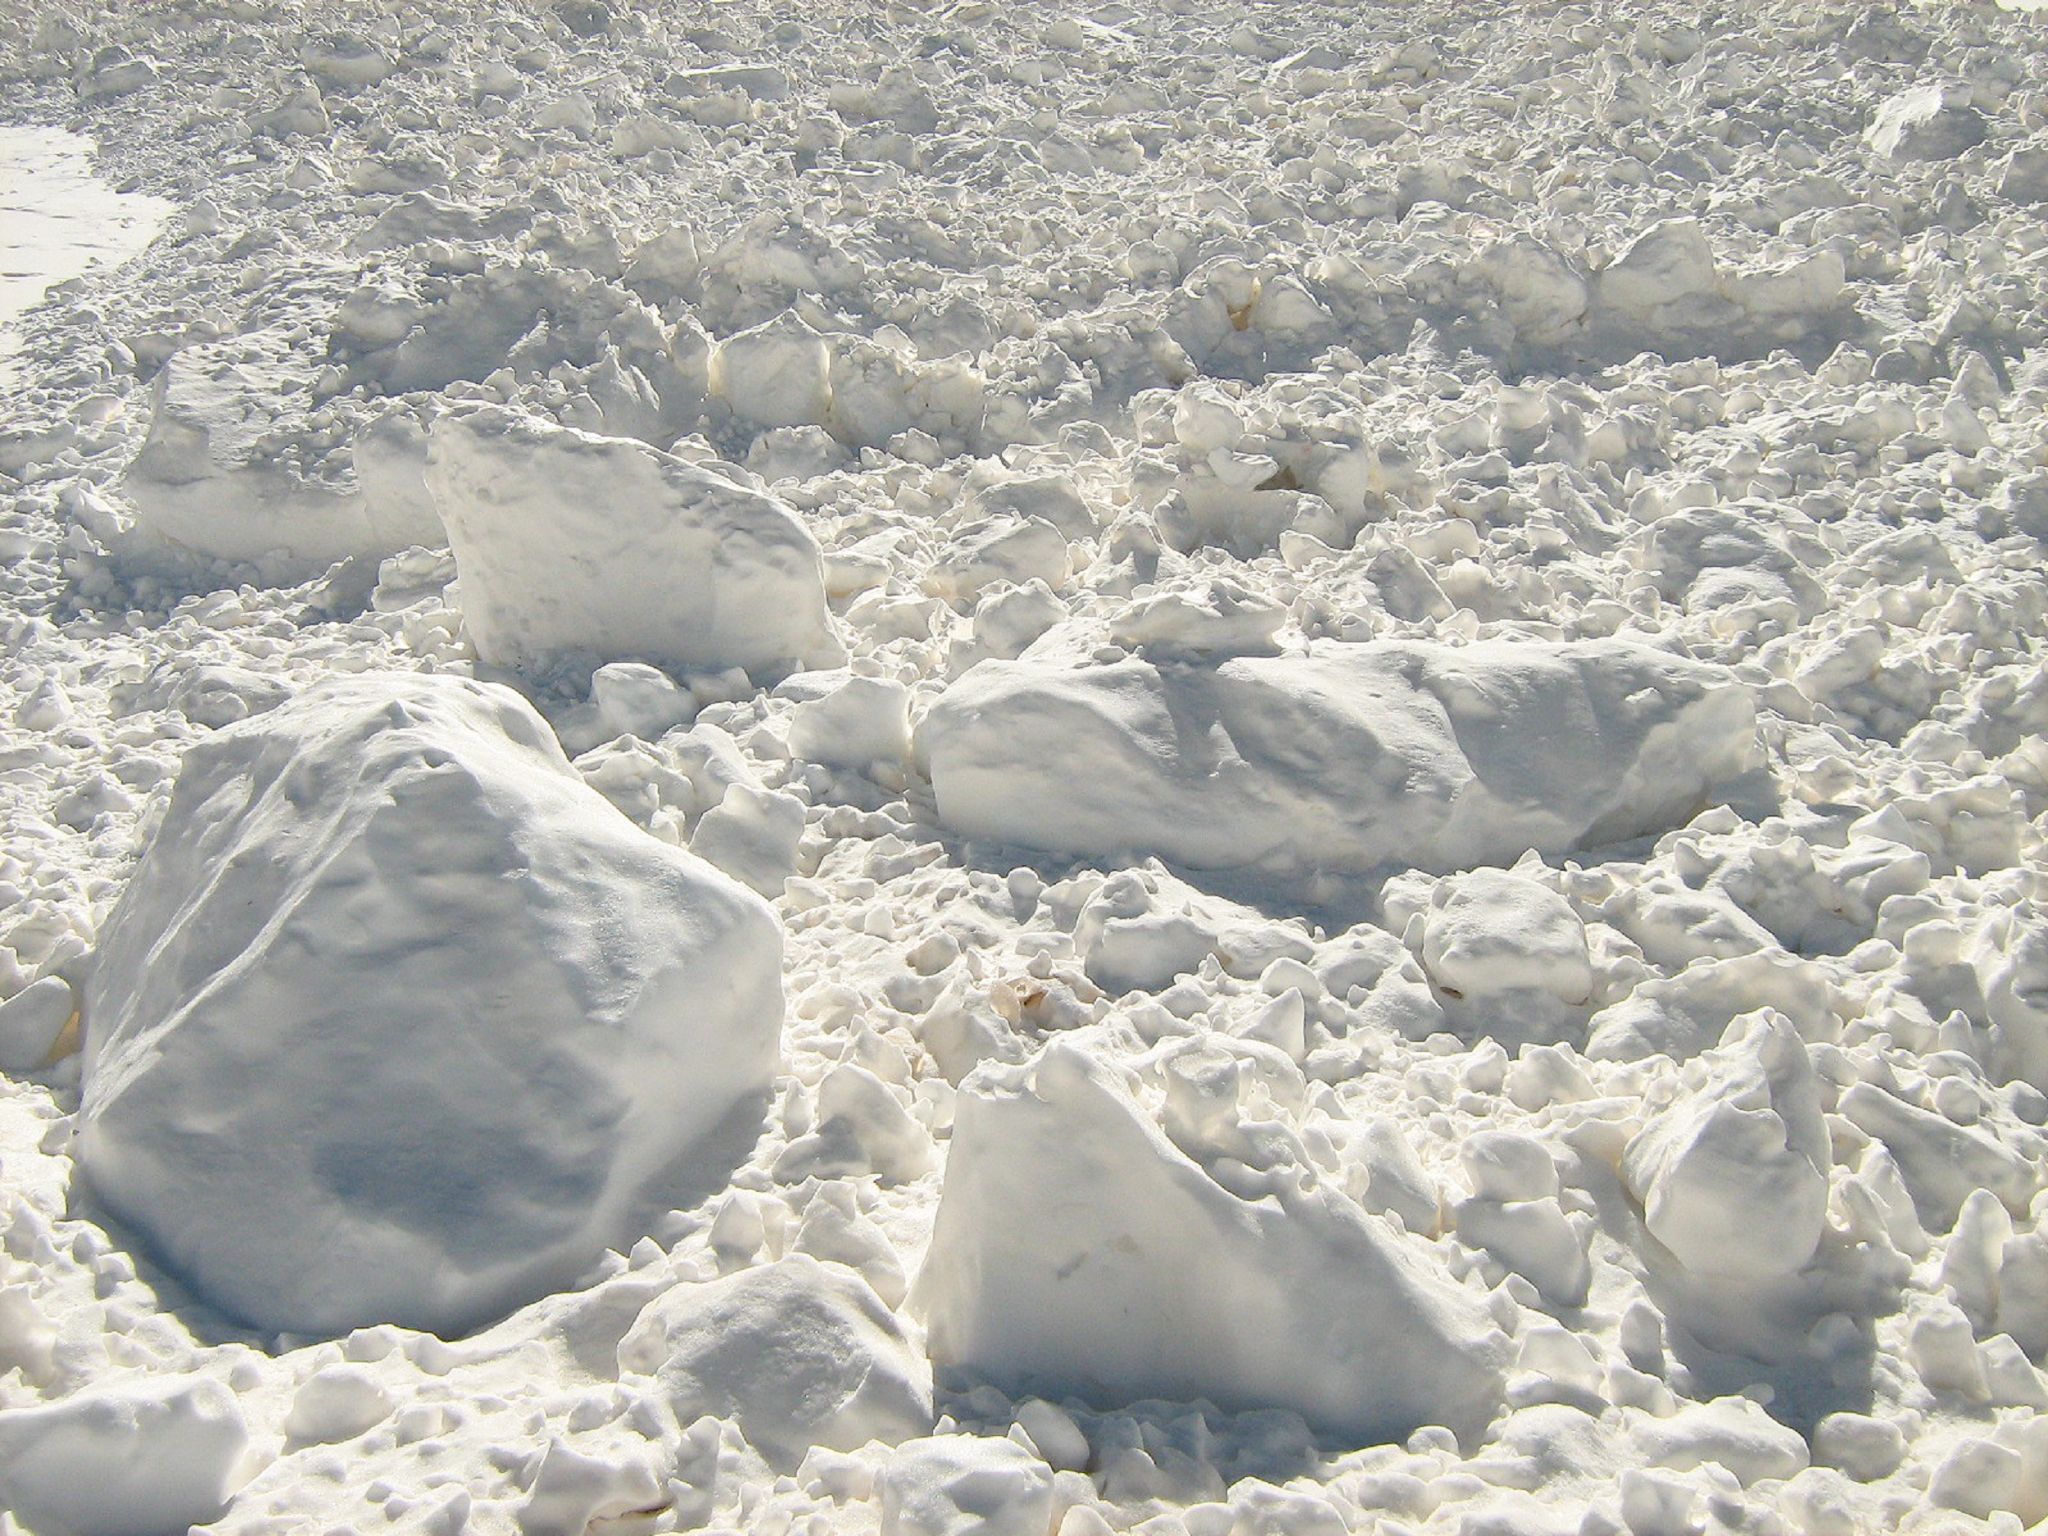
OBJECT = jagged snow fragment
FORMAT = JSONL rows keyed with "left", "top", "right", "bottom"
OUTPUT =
{"left": 426, "top": 405, "right": 834, "bottom": 675}
{"left": 915, "top": 1039, "right": 1508, "bottom": 1445}
{"left": 617, "top": 1255, "right": 932, "bottom": 1469}
{"left": 1865, "top": 82, "right": 1988, "bottom": 161}
{"left": 918, "top": 639, "right": 1753, "bottom": 875}
{"left": 0, "top": 1375, "right": 252, "bottom": 1536}
{"left": 0, "top": 974, "right": 75, "bottom": 1072}
{"left": 78, "top": 672, "right": 783, "bottom": 1335}
{"left": 1623, "top": 1012, "right": 1828, "bottom": 1280}
{"left": 879, "top": 1436, "right": 1055, "bottom": 1536}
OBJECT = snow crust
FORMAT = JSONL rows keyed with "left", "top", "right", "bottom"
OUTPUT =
{"left": 918, "top": 1037, "right": 1509, "bottom": 1446}
{"left": 77, "top": 671, "right": 782, "bottom": 1335}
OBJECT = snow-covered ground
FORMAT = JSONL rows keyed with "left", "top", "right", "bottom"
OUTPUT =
{"left": 1, "top": 2, "right": 2047, "bottom": 1533}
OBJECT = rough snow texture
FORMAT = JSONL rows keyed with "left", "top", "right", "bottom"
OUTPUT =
{"left": 917, "top": 1038, "right": 1509, "bottom": 1445}
{"left": 5, "top": 1, "right": 2048, "bottom": 1533}
{"left": 919, "top": 638, "right": 1756, "bottom": 875}
{"left": 425, "top": 405, "right": 833, "bottom": 677}
{"left": 78, "top": 671, "right": 782, "bottom": 1335}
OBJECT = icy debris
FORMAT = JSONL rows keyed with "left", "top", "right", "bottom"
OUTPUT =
{"left": 0, "top": 973, "right": 75, "bottom": 1072}
{"left": 1623, "top": 1012, "right": 1829, "bottom": 1280}
{"left": 78, "top": 673, "right": 783, "bottom": 1335}
{"left": 282, "top": 1364, "right": 393, "bottom": 1445}
{"left": 0, "top": 1374, "right": 251, "bottom": 1536}
{"left": 426, "top": 405, "right": 834, "bottom": 676}
{"left": 1865, "top": 83, "right": 1988, "bottom": 161}
{"left": 878, "top": 1436, "right": 1055, "bottom": 1536}
{"left": 711, "top": 310, "right": 832, "bottom": 429}
{"left": 917, "top": 1038, "right": 1508, "bottom": 1445}
{"left": 1630, "top": 1397, "right": 1810, "bottom": 1486}
{"left": 689, "top": 782, "right": 807, "bottom": 896}
{"left": 617, "top": 1255, "right": 932, "bottom": 1470}
{"left": 919, "top": 639, "right": 1754, "bottom": 876}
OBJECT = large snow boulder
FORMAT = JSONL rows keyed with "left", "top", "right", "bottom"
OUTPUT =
{"left": 617, "top": 1255, "right": 932, "bottom": 1468}
{"left": 917, "top": 639, "right": 1754, "bottom": 875}
{"left": 78, "top": 672, "right": 783, "bottom": 1336}
{"left": 914, "top": 1039, "right": 1508, "bottom": 1445}
{"left": 425, "top": 407, "right": 834, "bottom": 676}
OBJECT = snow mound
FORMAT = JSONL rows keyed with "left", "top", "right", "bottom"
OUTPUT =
{"left": 425, "top": 406, "right": 834, "bottom": 676}
{"left": 617, "top": 1255, "right": 932, "bottom": 1469}
{"left": 0, "top": 1374, "right": 250, "bottom": 1536}
{"left": 78, "top": 671, "right": 783, "bottom": 1336}
{"left": 915, "top": 1038, "right": 1508, "bottom": 1446}
{"left": 918, "top": 639, "right": 1754, "bottom": 875}
{"left": 1623, "top": 1012, "right": 1829, "bottom": 1280}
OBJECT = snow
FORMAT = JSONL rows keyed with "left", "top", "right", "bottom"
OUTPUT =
{"left": 0, "top": 1373, "right": 251, "bottom": 1536}
{"left": 425, "top": 406, "right": 836, "bottom": 678}
{"left": 77, "top": 672, "right": 782, "bottom": 1335}
{"left": 919, "top": 638, "right": 1756, "bottom": 875}
{"left": 916, "top": 1038, "right": 1509, "bottom": 1446}
{"left": 3, "top": 0, "right": 2048, "bottom": 1532}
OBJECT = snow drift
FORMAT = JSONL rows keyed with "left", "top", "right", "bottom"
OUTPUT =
{"left": 917, "top": 638, "right": 1755, "bottom": 874}
{"left": 77, "top": 671, "right": 783, "bottom": 1336}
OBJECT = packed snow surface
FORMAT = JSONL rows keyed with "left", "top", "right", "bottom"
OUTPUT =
{"left": 2, "top": 1, "right": 2048, "bottom": 1534}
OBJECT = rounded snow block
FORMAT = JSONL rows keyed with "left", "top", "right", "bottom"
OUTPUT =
{"left": 0, "top": 1374, "right": 250, "bottom": 1536}
{"left": 424, "top": 405, "right": 834, "bottom": 677}
{"left": 617, "top": 1254, "right": 932, "bottom": 1469}
{"left": 915, "top": 1041, "right": 1508, "bottom": 1447}
{"left": 78, "top": 672, "right": 783, "bottom": 1337}
{"left": 917, "top": 638, "right": 1754, "bottom": 876}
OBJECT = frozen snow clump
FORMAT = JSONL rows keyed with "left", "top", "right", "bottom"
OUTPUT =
{"left": 0, "top": 1374, "right": 251, "bottom": 1536}
{"left": 1623, "top": 1011, "right": 1829, "bottom": 1280}
{"left": 617, "top": 1254, "right": 932, "bottom": 1469}
{"left": 916, "top": 1038, "right": 1509, "bottom": 1445}
{"left": 78, "top": 671, "right": 783, "bottom": 1336}
{"left": 918, "top": 639, "right": 1754, "bottom": 875}
{"left": 878, "top": 1435, "right": 1055, "bottom": 1536}
{"left": 426, "top": 405, "right": 834, "bottom": 676}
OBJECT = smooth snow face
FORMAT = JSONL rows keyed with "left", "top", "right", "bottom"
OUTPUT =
{"left": 2, "top": 2, "right": 2048, "bottom": 1535}
{"left": 0, "top": 128, "right": 167, "bottom": 377}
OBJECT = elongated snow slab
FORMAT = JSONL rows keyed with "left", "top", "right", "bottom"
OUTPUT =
{"left": 918, "top": 639, "right": 1754, "bottom": 874}
{"left": 915, "top": 1042, "right": 1508, "bottom": 1446}
{"left": 426, "top": 406, "right": 833, "bottom": 676}
{"left": 78, "top": 672, "right": 783, "bottom": 1337}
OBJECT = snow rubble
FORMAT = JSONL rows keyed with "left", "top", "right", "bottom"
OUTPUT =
{"left": 77, "top": 672, "right": 783, "bottom": 1336}
{"left": 919, "top": 638, "right": 1756, "bottom": 875}
{"left": 5, "top": 0, "right": 2048, "bottom": 1532}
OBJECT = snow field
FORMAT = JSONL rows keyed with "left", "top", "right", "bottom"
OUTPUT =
{"left": 0, "top": 0, "right": 2045, "bottom": 1534}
